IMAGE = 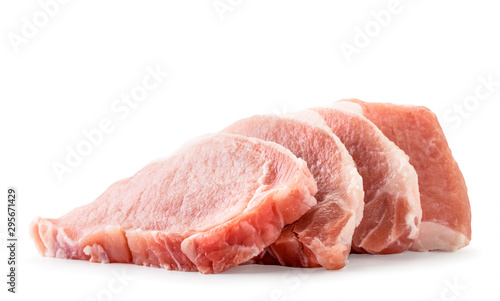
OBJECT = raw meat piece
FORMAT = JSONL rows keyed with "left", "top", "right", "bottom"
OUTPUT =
{"left": 30, "top": 133, "right": 318, "bottom": 274}
{"left": 222, "top": 111, "right": 364, "bottom": 269}
{"left": 312, "top": 103, "right": 421, "bottom": 254}
{"left": 343, "top": 99, "right": 471, "bottom": 251}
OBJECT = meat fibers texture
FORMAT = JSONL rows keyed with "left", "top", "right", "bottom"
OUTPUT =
{"left": 312, "top": 103, "right": 422, "bottom": 254}
{"left": 222, "top": 110, "right": 364, "bottom": 269}
{"left": 343, "top": 99, "right": 471, "bottom": 251}
{"left": 30, "top": 133, "right": 318, "bottom": 274}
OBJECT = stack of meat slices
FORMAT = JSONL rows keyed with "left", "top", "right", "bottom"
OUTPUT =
{"left": 30, "top": 99, "right": 471, "bottom": 274}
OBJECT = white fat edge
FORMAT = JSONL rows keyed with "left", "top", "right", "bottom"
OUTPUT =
{"left": 393, "top": 149, "right": 422, "bottom": 239}
{"left": 158, "top": 131, "right": 300, "bottom": 161}
{"left": 83, "top": 244, "right": 110, "bottom": 263}
{"left": 284, "top": 109, "right": 332, "bottom": 133}
{"left": 54, "top": 225, "right": 77, "bottom": 258}
{"left": 403, "top": 196, "right": 421, "bottom": 239}
{"left": 155, "top": 130, "right": 312, "bottom": 213}
{"left": 249, "top": 160, "right": 275, "bottom": 209}
{"left": 35, "top": 218, "right": 74, "bottom": 257}
{"left": 328, "top": 100, "right": 422, "bottom": 239}
{"left": 346, "top": 165, "right": 365, "bottom": 227}
{"left": 324, "top": 166, "right": 364, "bottom": 228}
{"left": 321, "top": 100, "right": 395, "bottom": 156}
{"left": 288, "top": 109, "right": 365, "bottom": 226}
{"left": 404, "top": 163, "right": 422, "bottom": 239}
{"left": 376, "top": 151, "right": 422, "bottom": 240}
{"left": 285, "top": 109, "right": 357, "bottom": 171}
{"left": 410, "top": 222, "right": 470, "bottom": 251}
{"left": 336, "top": 213, "right": 358, "bottom": 247}
{"left": 232, "top": 135, "right": 316, "bottom": 210}
{"left": 326, "top": 100, "right": 364, "bottom": 116}
{"left": 284, "top": 110, "right": 349, "bottom": 157}
{"left": 318, "top": 187, "right": 363, "bottom": 246}
{"left": 323, "top": 100, "right": 423, "bottom": 232}
{"left": 168, "top": 133, "right": 218, "bottom": 157}
{"left": 334, "top": 136, "right": 365, "bottom": 227}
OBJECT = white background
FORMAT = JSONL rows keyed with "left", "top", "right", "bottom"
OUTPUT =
{"left": 1, "top": 1, "right": 499, "bottom": 300}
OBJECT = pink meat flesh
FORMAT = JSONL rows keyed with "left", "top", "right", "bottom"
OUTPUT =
{"left": 312, "top": 103, "right": 422, "bottom": 254}
{"left": 30, "top": 133, "right": 318, "bottom": 274}
{"left": 223, "top": 111, "right": 364, "bottom": 269}
{"left": 344, "top": 99, "right": 471, "bottom": 251}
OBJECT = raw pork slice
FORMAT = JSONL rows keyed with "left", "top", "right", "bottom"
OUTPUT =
{"left": 222, "top": 111, "right": 364, "bottom": 269}
{"left": 343, "top": 99, "right": 471, "bottom": 251}
{"left": 312, "top": 103, "right": 421, "bottom": 254}
{"left": 30, "top": 133, "right": 318, "bottom": 274}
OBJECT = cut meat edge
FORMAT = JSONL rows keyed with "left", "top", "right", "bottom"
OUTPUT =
{"left": 30, "top": 134, "right": 318, "bottom": 274}
{"left": 340, "top": 98, "right": 471, "bottom": 252}
{"left": 180, "top": 160, "right": 318, "bottom": 273}
{"left": 267, "top": 199, "right": 356, "bottom": 269}
{"left": 31, "top": 169, "right": 317, "bottom": 273}
{"left": 222, "top": 112, "right": 364, "bottom": 269}
{"left": 312, "top": 103, "right": 422, "bottom": 254}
